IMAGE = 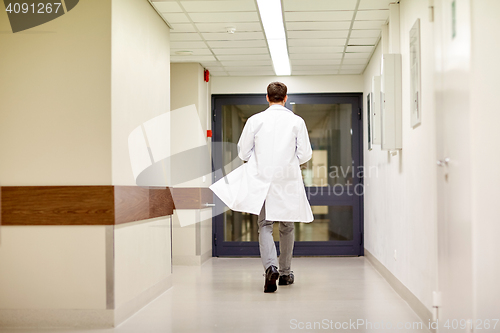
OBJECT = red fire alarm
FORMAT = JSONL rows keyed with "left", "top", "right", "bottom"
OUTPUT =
{"left": 204, "top": 69, "right": 210, "bottom": 82}
{"left": 207, "top": 130, "right": 212, "bottom": 138}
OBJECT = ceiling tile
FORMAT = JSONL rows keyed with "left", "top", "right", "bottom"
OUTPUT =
{"left": 170, "top": 23, "right": 197, "bottom": 32}
{"left": 202, "top": 32, "right": 265, "bottom": 41}
{"left": 171, "top": 55, "right": 216, "bottom": 62}
{"left": 355, "top": 10, "right": 389, "bottom": 21}
{"left": 228, "top": 71, "right": 276, "bottom": 76}
{"left": 338, "top": 69, "right": 364, "bottom": 74}
{"left": 195, "top": 22, "right": 262, "bottom": 33}
{"left": 358, "top": 0, "right": 393, "bottom": 10}
{"left": 292, "top": 65, "right": 341, "bottom": 71}
{"left": 161, "top": 0, "right": 387, "bottom": 77}
{"left": 343, "top": 52, "right": 371, "bottom": 59}
{"left": 291, "top": 59, "right": 341, "bottom": 65}
{"left": 283, "top": 0, "right": 357, "bottom": 11}
{"left": 153, "top": 1, "right": 183, "bottom": 13}
{"left": 226, "top": 66, "right": 274, "bottom": 71}
{"left": 208, "top": 68, "right": 228, "bottom": 72}
{"left": 289, "top": 46, "right": 344, "bottom": 54}
{"left": 180, "top": 0, "right": 256, "bottom": 12}
{"left": 292, "top": 70, "right": 339, "bottom": 75}
{"left": 345, "top": 45, "right": 374, "bottom": 53}
{"left": 221, "top": 60, "right": 273, "bottom": 67}
{"left": 212, "top": 47, "right": 269, "bottom": 55}
{"left": 349, "top": 29, "right": 381, "bottom": 38}
{"left": 348, "top": 37, "right": 379, "bottom": 45}
{"left": 285, "top": 11, "right": 354, "bottom": 22}
{"left": 290, "top": 53, "right": 343, "bottom": 59}
{"left": 170, "top": 33, "right": 203, "bottom": 41}
{"left": 204, "top": 66, "right": 225, "bottom": 71}
{"left": 207, "top": 40, "right": 267, "bottom": 48}
{"left": 206, "top": 67, "right": 226, "bottom": 72}
{"left": 288, "top": 39, "right": 346, "bottom": 47}
{"left": 171, "top": 48, "right": 212, "bottom": 55}
{"left": 210, "top": 71, "right": 229, "bottom": 76}
{"left": 161, "top": 13, "right": 191, "bottom": 23}
{"left": 352, "top": 20, "right": 386, "bottom": 29}
{"left": 188, "top": 12, "right": 259, "bottom": 23}
{"left": 343, "top": 58, "right": 370, "bottom": 64}
{"left": 199, "top": 61, "right": 223, "bottom": 67}
{"left": 287, "top": 30, "right": 349, "bottom": 39}
{"left": 170, "top": 41, "right": 208, "bottom": 49}
{"left": 286, "top": 21, "right": 351, "bottom": 31}
{"left": 341, "top": 64, "right": 366, "bottom": 69}
{"left": 217, "top": 54, "right": 271, "bottom": 61}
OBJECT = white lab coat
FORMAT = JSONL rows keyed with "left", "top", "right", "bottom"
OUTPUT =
{"left": 210, "top": 104, "right": 314, "bottom": 222}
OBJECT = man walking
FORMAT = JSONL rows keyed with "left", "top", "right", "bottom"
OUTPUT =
{"left": 210, "top": 82, "right": 313, "bottom": 293}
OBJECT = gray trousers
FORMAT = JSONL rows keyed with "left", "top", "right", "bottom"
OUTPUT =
{"left": 257, "top": 203, "right": 295, "bottom": 275}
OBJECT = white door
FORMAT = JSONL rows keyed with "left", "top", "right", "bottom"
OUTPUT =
{"left": 434, "top": 0, "right": 474, "bottom": 330}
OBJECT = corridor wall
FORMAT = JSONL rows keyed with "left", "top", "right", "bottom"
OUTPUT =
{"left": 469, "top": 0, "right": 500, "bottom": 324}
{"left": 362, "top": 0, "right": 438, "bottom": 322}
{"left": 212, "top": 75, "right": 363, "bottom": 94}
{"left": 111, "top": 0, "right": 172, "bottom": 325}
{"left": 0, "top": 0, "right": 113, "bottom": 327}
{"left": 0, "top": 0, "right": 172, "bottom": 328}
{"left": 363, "top": 0, "right": 500, "bottom": 326}
{"left": 170, "top": 63, "right": 212, "bottom": 265}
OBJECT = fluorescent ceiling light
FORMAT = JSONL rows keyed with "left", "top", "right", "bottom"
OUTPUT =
{"left": 256, "top": 0, "right": 291, "bottom": 76}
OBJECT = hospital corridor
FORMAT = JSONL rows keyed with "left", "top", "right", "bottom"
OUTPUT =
{"left": 0, "top": 0, "right": 499, "bottom": 332}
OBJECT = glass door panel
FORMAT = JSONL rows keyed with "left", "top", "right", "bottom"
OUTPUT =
{"left": 221, "top": 104, "right": 267, "bottom": 242}
{"left": 293, "top": 103, "right": 353, "bottom": 187}
{"left": 270, "top": 205, "right": 353, "bottom": 242}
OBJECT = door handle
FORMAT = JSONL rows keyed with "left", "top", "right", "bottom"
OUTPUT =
{"left": 203, "top": 203, "right": 216, "bottom": 207}
{"left": 436, "top": 158, "right": 450, "bottom": 167}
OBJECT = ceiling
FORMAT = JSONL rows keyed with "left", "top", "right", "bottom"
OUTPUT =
{"left": 151, "top": 0, "right": 394, "bottom": 76}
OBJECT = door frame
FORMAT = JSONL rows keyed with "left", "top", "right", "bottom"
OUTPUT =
{"left": 211, "top": 93, "right": 364, "bottom": 257}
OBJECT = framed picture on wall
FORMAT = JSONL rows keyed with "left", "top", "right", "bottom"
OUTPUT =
{"left": 367, "top": 92, "right": 372, "bottom": 151}
{"left": 410, "top": 19, "right": 422, "bottom": 128}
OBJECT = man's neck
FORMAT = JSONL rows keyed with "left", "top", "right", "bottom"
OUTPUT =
{"left": 269, "top": 102, "right": 285, "bottom": 107}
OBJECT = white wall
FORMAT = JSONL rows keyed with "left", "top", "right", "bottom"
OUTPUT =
{"left": 0, "top": 0, "right": 173, "bottom": 327}
{"left": 171, "top": 63, "right": 211, "bottom": 133}
{"left": 0, "top": 226, "right": 107, "bottom": 310}
{"left": 170, "top": 63, "right": 212, "bottom": 265}
{"left": 171, "top": 210, "right": 198, "bottom": 264}
{"left": 111, "top": 0, "right": 173, "bottom": 323}
{"left": 0, "top": 0, "right": 112, "bottom": 326}
{"left": 212, "top": 75, "right": 363, "bottom": 94}
{"left": 470, "top": 0, "right": 500, "bottom": 322}
{"left": 111, "top": 0, "right": 171, "bottom": 186}
{"left": 362, "top": 0, "right": 438, "bottom": 312}
{"left": 170, "top": 63, "right": 210, "bottom": 189}
{"left": 114, "top": 217, "right": 171, "bottom": 324}
{"left": 198, "top": 66, "right": 211, "bottom": 135}
{"left": 0, "top": 0, "right": 112, "bottom": 186}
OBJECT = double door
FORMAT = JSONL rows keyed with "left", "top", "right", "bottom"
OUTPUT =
{"left": 212, "top": 93, "right": 363, "bottom": 257}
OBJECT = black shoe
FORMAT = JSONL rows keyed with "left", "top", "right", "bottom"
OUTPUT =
{"left": 278, "top": 273, "right": 294, "bottom": 285}
{"left": 264, "top": 265, "right": 279, "bottom": 293}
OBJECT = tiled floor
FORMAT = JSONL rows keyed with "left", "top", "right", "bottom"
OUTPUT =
{"left": 2, "top": 257, "right": 430, "bottom": 333}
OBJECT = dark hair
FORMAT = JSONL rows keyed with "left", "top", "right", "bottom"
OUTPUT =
{"left": 267, "top": 81, "right": 287, "bottom": 102}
